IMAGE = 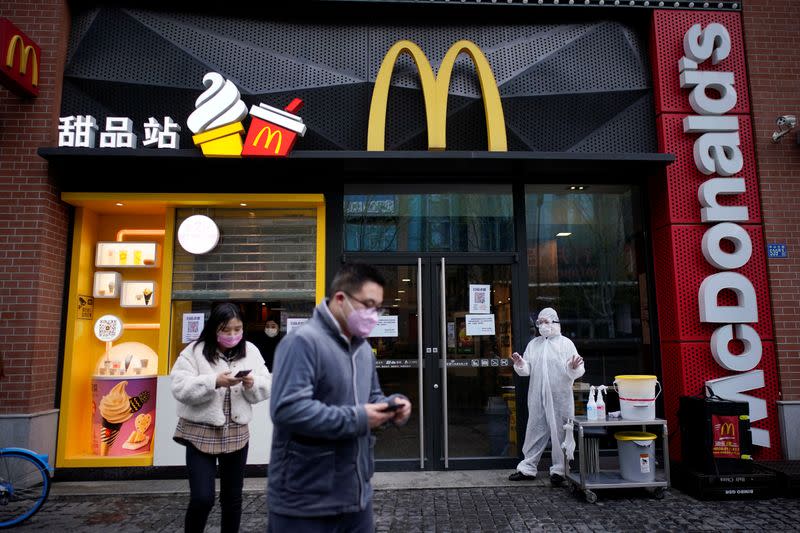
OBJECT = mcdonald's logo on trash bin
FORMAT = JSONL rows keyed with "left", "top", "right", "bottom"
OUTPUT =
{"left": 0, "top": 18, "right": 40, "bottom": 97}
{"left": 719, "top": 422, "right": 736, "bottom": 438}
{"left": 367, "top": 40, "right": 507, "bottom": 152}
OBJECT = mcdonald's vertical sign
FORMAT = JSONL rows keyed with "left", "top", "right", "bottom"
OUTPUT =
{"left": 367, "top": 40, "right": 507, "bottom": 152}
{"left": 0, "top": 18, "right": 40, "bottom": 97}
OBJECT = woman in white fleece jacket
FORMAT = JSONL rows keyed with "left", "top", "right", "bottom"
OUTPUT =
{"left": 171, "top": 303, "right": 271, "bottom": 533}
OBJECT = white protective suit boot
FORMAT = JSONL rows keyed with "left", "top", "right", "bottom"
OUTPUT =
{"left": 513, "top": 308, "right": 584, "bottom": 477}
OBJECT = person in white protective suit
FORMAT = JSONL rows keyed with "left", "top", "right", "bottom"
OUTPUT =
{"left": 508, "top": 308, "right": 584, "bottom": 485}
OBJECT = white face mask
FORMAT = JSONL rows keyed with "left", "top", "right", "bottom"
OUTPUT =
{"left": 538, "top": 323, "right": 560, "bottom": 337}
{"left": 264, "top": 327, "right": 279, "bottom": 338}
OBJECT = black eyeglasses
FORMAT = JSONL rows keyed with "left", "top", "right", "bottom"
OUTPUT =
{"left": 345, "top": 292, "right": 387, "bottom": 316}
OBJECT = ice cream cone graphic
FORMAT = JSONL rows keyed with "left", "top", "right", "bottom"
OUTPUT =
{"left": 97, "top": 381, "right": 150, "bottom": 456}
{"left": 129, "top": 390, "right": 150, "bottom": 413}
{"left": 188, "top": 72, "right": 248, "bottom": 158}
{"left": 99, "top": 420, "right": 123, "bottom": 456}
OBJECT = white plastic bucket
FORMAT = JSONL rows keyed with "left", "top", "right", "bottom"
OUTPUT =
{"left": 613, "top": 375, "right": 661, "bottom": 421}
{"left": 615, "top": 431, "right": 657, "bottom": 482}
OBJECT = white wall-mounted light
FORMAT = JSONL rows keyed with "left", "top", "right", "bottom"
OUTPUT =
{"left": 178, "top": 215, "right": 220, "bottom": 255}
{"left": 556, "top": 232, "right": 572, "bottom": 237}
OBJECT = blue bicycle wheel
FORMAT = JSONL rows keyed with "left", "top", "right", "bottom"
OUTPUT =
{"left": 0, "top": 450, "right": 51, "bottom": 528}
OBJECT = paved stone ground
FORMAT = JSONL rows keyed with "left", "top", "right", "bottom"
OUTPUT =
{"left": 9, "top": 485, "right": 800, "bottom": 532}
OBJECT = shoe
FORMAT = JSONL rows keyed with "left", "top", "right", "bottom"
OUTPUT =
{"left": 508, "top": 471, "right": 536, "bottom": 481}
{"left": 550, "top": 473, "right": 565, "bottom": 486}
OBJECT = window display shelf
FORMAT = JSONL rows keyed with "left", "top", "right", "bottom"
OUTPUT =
{"left": 120, "top": 281, "right": 157, "bottom": 308}
{"left": 93, "top": 271, "right": 121, "bottom": 299}
{"left": 96, "top": 242, "right": 158, "bottom": 268}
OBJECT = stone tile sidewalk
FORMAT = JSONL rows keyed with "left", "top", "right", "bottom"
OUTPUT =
{"left": 11, "top": 470, "right": 800, "bottom": 532}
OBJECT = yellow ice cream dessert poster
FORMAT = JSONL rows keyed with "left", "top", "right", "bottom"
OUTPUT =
{"left": 91, "top": 377, "right": 157, "bottom": 457}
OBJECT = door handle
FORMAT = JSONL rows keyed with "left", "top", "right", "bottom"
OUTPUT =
{"left": 433, "top": 384, "right": 439, "bottom": 389}
{"left": 440, "top": 257, "right": 449, "bottom": 468}
{"left": 417, "top": 257, "right": 425, "bottom": 470}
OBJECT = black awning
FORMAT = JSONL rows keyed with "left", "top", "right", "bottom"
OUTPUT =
{"left": 38, "top": 147, "right": 674, "bottom": 192}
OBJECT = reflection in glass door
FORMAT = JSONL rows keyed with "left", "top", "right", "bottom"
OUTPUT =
{"left": 441, "top": 261, "right": 516, "bottom": 465}
{"left": 365, "top": 263, "right": 422, "bottom": 467}
{"left": 361, "top": 259, "right": 517, "bottom": 470}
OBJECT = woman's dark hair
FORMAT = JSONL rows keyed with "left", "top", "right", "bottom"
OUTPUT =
{"left": 195, "top": 302, "right": 246, "bottom": 363}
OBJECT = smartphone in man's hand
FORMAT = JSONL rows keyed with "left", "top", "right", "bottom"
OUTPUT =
{"left": 382, "top": 399, "right": 402, "bottom": 412}
{"left": 235, "top": 369, "right": 252, "bottom": 378}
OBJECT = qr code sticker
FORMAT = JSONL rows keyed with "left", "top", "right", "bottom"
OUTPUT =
{"left": 97, "top": 317, "right": 120, "bottom": 340}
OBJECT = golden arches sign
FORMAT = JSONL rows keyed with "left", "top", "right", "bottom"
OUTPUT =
{"left": 1, "top": 18, "right": 41, "bottom": 98}
{"left": 367, "top": 40, "right": 507, "bottom": 152}
{"left": 719, "top": 422, "right": 736, "bottom": 437}
{"left": 252, "top": 126, "right": 283, "bottom": 154}
{"left": 5, "top": 34, "right": 38, "bottom": 88}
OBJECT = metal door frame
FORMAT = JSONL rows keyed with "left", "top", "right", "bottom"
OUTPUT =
{"left": 344, "top": 253, "right": 519, "bottom": 471}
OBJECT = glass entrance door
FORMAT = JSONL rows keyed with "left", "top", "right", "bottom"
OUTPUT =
{"left": 358, "top": 258, "right": 518, "bottom": 470}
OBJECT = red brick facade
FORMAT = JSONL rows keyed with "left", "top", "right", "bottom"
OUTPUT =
{"left": 743, "top": 0, "right": 800, "bottom": 401}
{"left": 0, "top": 1, "right": 69, "bottom": 414}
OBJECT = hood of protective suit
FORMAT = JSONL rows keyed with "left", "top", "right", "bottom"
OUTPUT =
{"left": 537, "top": 308, "right": 561, "bottom": 338}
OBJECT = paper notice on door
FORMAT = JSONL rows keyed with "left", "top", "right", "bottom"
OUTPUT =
{"left": 368, "top": 315, "right": 398, "bottom": 337}
{"left": 182, "top": 313, "right": 205, "bottom": 343}
{"left": 447, "top": 322, "right": 456, "bottom": 348}
{"left": 469, "top": 284, "right": 491, "bottom": 314}
{"left": 465, "top": 314, "right": 495, "bottom": 336}
{"left": 286, "top": 318, "right": 309, "bottom": 334}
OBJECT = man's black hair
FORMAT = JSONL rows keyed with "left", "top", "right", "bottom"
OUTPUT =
{"left": 329, "top": 263, "right": 386, "bottom": 298}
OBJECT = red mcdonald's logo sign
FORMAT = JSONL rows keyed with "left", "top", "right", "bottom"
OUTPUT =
{"left": 241, "top": 100, "right": 306, "bottom": 158}
{"left": 253, "top": 125, "right": 283, "bottom": 155}
{"left": 0, "top": 18, "right": 40, "bottom": 97}
{"left": 719, "top": 422, "right": 736, "bottom": 437}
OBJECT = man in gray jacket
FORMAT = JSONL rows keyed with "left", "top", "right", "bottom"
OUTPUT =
{"left": 267, "top": 263, "right": 412, "bottom": 532}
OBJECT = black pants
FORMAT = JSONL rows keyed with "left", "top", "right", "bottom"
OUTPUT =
{"left": 185, "top": 442, "right": 248, "bottom": 533}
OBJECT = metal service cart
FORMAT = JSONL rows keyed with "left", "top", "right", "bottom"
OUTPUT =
{"left": 564, "top": 416, "right": 670, "bottom": 503}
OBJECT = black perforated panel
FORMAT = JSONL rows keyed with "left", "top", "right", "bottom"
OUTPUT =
{"left": 62, "top": 8, "right": 656, "bottom": 152}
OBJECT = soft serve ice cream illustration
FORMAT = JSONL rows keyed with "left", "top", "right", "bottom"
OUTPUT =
{"left": 98, "top": 380, "right": 150, "bottom": 455}
{"left": 188, "top": 72, "right": 248, "bottom": 157}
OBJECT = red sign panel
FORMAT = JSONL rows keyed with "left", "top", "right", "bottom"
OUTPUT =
{"left": 242, "top": 117, "right": 299, "bottom": 158}
{"left": 0, "top": 18, "right": 40, "bottom": 97}
{"left": 650, "top": 10, "right": 780, "bottom": 460}
{"left": 712, "top": 415, "right": 741, "bottom": 459}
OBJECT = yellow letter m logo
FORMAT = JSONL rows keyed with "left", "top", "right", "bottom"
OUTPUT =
{"left": 367, "top": 40, "right": 507, "bottom": 152}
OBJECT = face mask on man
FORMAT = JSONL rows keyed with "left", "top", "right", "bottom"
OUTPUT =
{"left": 344, "top": 297, "right": 379, "bottom": 338}
{"left": 264, "top": 327, "right": 279, "bottom": 338}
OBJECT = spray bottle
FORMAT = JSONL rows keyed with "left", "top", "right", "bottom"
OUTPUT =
{"left": 586, "top": 386, "right": 597, "bottom": 420}
{"left": 595, "top": 385, "right": 607, "bottom": 420}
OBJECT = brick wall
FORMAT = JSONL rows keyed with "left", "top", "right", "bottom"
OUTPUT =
{"left": 0, "top": 1, "right": 69, "bottom": 413}
{"left": 743, "top": 0, "right": 800, "bottom": 400}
